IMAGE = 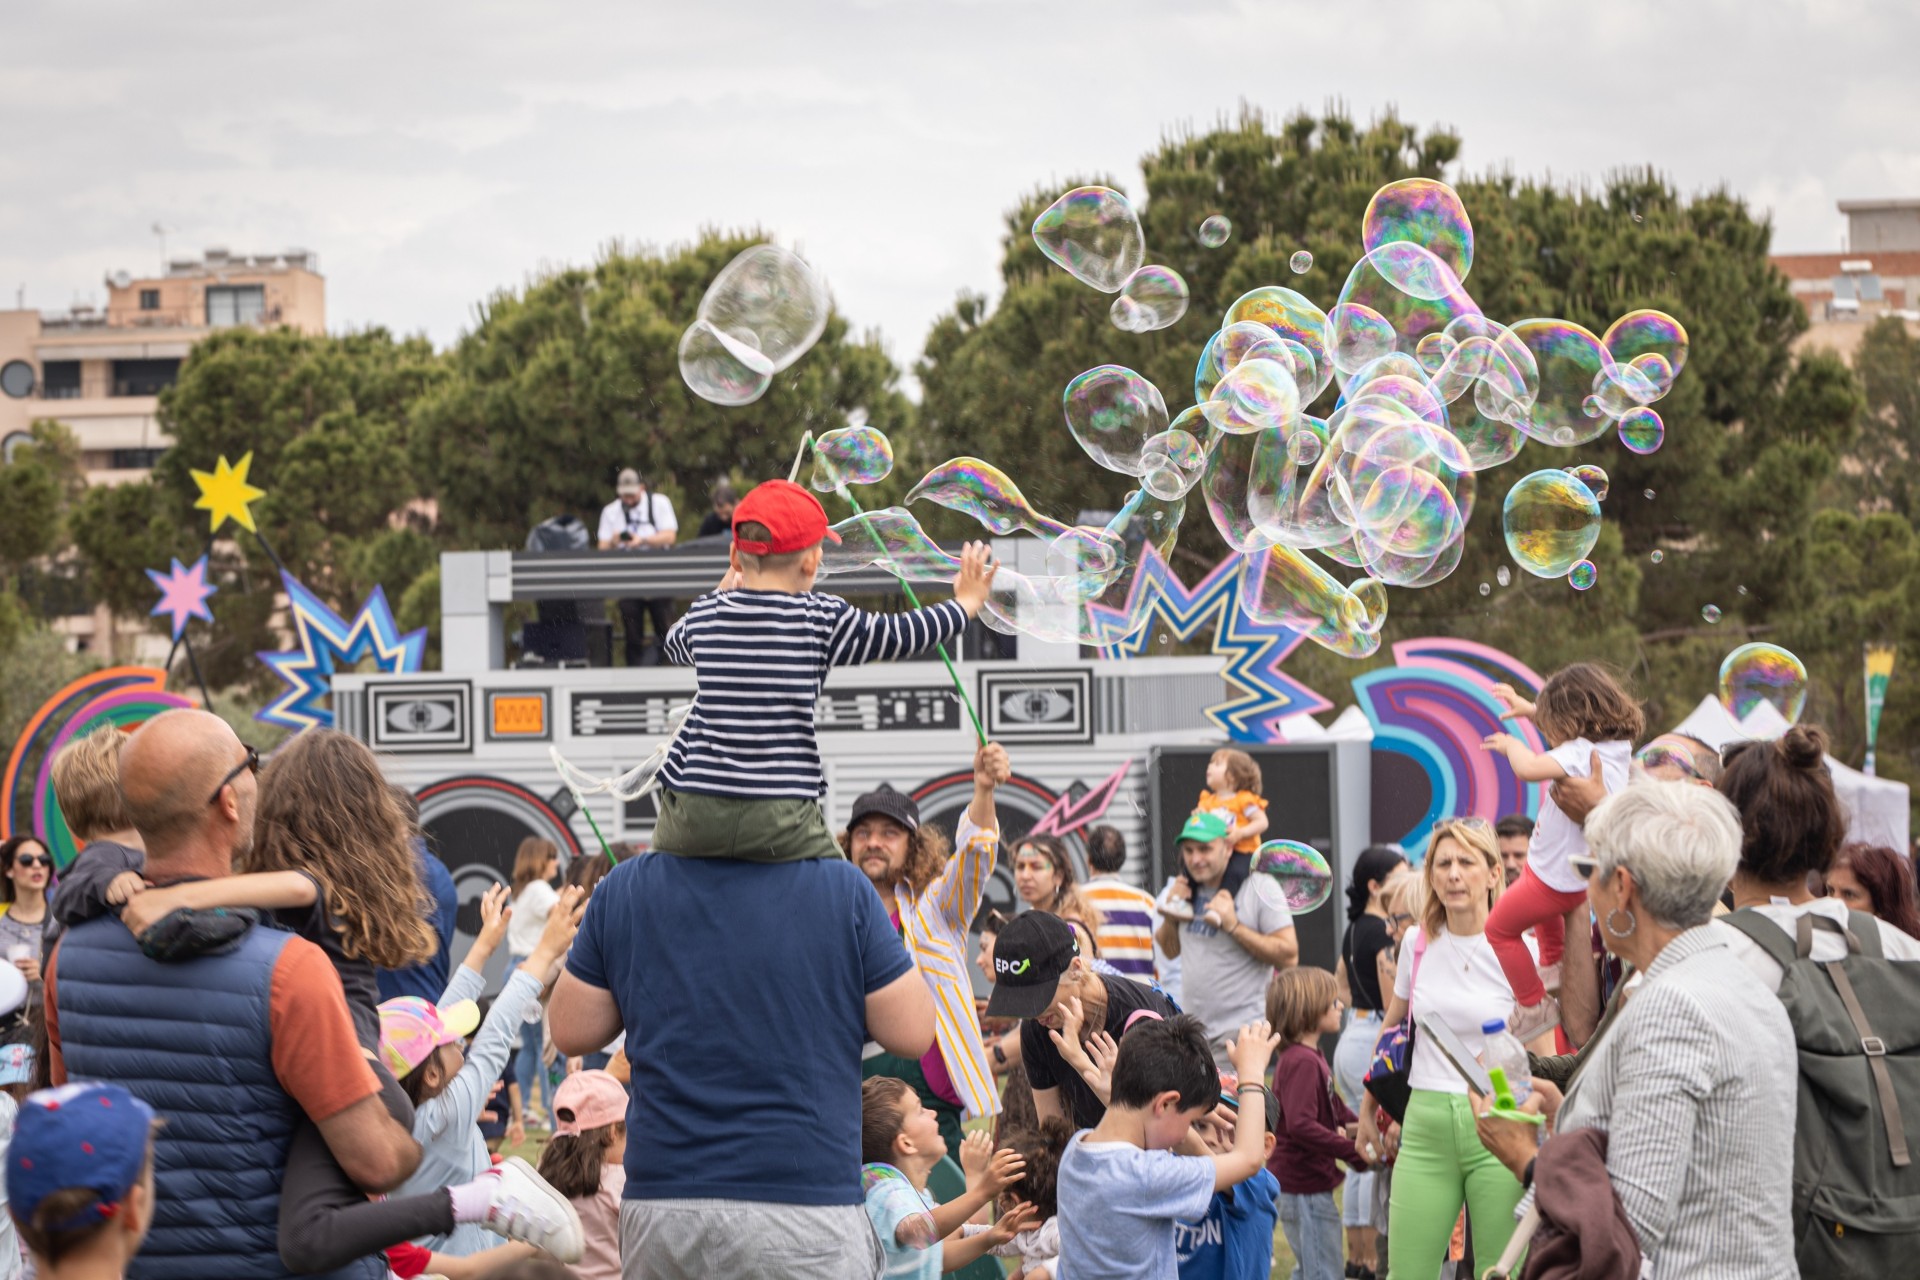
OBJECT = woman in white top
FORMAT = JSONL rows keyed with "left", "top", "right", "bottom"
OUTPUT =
{"left": 1358, "top": 817, "right": 1522, "bottom": 1280}
{"left": 509, "top": 837, "right": 562, "bottom": 1122}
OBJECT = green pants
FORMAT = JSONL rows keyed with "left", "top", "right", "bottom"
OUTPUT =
{"left": 651, "top": 788, "right": 844, "bottom": 862}
{"left": 1387, "top": 1090, "right": 1525, "bottom": 1280}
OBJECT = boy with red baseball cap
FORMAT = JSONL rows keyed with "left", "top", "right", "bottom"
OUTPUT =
{"left": 653, "top": 478, "right": 996, "bottom": 861}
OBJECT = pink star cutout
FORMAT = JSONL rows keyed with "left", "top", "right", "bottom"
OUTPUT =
{"left": 146, "top": 556, "right": 217, "bottom": 640}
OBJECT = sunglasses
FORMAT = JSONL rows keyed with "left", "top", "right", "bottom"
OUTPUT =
{"left": 10, "top": 854, "right": 49, "bottom": 869}
{"left": 1636, "top": 743, "right": 1706, "bottom": 781}
{"left": 207, "top": 745, "right": 260, "bottom": 806}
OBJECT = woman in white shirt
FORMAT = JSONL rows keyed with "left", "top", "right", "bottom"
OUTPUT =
{"left": 509, "top": 837, "right": 562, "bottom": 1122}
{"left": 1358, "top": 818, "right": 1522, "bottom": 1280}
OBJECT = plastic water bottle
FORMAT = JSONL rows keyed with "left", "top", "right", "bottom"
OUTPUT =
{"left": 1480, "top": 1018, "right": 1532, "bottom": 1106}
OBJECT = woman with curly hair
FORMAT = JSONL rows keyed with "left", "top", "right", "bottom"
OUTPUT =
{"left": 845, "top": 744, "right": 1012, "bottom": 1155}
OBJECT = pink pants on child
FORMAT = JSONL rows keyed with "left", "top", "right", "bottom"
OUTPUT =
{"left": 1485, "top": 864, "right": 1589, "bottom": 1007}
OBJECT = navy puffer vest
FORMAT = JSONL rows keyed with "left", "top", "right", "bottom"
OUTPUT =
{"left": 53, "top": 916, "right": 380, "bottom": 1279}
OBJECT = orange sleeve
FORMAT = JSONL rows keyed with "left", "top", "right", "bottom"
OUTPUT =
{"left": 269, "top": 938, "right": 380, "bottom": 1123}
{"left": 1244, "top": 792, "right": 1269, "bottom": 815}
{"left": 1196, "top": 789, "right": 1217, "bottom": 813}
{"left": 44, "top": 943, "right": 65, "bottom": 1085}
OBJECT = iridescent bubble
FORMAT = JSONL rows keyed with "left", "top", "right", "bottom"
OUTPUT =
{"left": 1509, "top": 320, "right": 1616, "bottom": 446}
{"left": 1288, "top": 431, "right": 1322, "bottom": 467}
{"left": 1650, "top": 549, "right": 1665, "bottom": 563}
{"left": 1332, "top": 246, "right": 1481, "bottom": 377}
{"left": 1221, "top": 287, "right": 1334, "bottom": 403}
{"left": 696, "top": 244, "right": 831, "bottom": 372}
{"left": 1566, "top": 464, "right": 1609, "bottom": 501}
{"left": 820, "top": 506, "right": 959, "bottom": 583}
{"left": 1032, "top": 186, "right": 1146, "bottom": 293}
{"left": 1198, "top": 215, "right": 1232, "bottom": 248}
{"left": 1602, "top": 309, "right": 1689, "bottom": 387}
{"left": 1110, "top": 266, "right": 1189, "bottom": 333}
{"left": 1362, "top": 178, "right": 1475, "bottom": 294}
{"left": 1479, "top": 582, "right": 1491, "bottom": 596}
{"left": 1503, "top": 469, "right": 1602, "bottom": 578}
{"left": 1243, "top": 545, "right": 1385, "bottom": 658}
{"left": 1644, "top": 489, "right": 1656, "bottom": 500}
{"left": 1718, "top": 642, "right": 1809, "bottom": 724}
{"left": 906, "top": 458, "right": 1072, "bottom": 541}
{"left": 1063, "top": 365, "right": 1170, "bottom": 476}
{"left": 1618, "top": 407, "right": 1665, "bottom": 455}
{"left": 1203, "top": 358, "right": 1300, "bottom": 435}
{"left": 1290, "top": 250, "right": 1313, "bottom": 274}
{"left": 1328, "top": 303, "right": 1398, "bottom": 375}
{"left": 1252, "top": 839, "right": 1333, "bottom": 912}
{"left": 1202, "top": 424, "right": 1287, "bottom": 552}
{"left": 677, "top": 318, "right": 775, "bottom": 406}
{"left": 1497, "top": 566, "right": 1512, "bottom": 587}
{"left": 1140, "top": 428, "right": 1207, "bottom": 500}
{"left": 809, "top": 425, "right": 894, "bottom": 492}
{"left": 1702, "top": 604, "right": 1722, "bottom": 623}
{"left": 1568, "top": 560, "right": 1598, "bottom": 591}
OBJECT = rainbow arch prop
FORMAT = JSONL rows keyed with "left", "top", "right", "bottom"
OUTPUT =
{"left": 2, "top": 667, "right": 194, "bottom": 868}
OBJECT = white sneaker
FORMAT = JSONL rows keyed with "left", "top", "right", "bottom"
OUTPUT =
{"left": 1508, "top": 995, "right": 1561, "bottom": 1046}
{"left": 480, "top": 1156, "right": 585, "bottom": 1262}
{"left": 1160, "top": 899, "right": 1195, "bottom": 923}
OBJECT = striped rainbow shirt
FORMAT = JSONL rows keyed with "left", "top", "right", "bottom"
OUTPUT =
{"left": 1082, "top": 876, "right": 1160, "bottom": 983}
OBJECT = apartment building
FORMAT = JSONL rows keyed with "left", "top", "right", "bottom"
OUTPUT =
{"left": 1771, "top": 199, "right": 1920, "bottom": 358}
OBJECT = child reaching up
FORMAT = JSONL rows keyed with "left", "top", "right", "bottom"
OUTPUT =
{"left": 654, "top": 478, "right": 996, "bottom": 862}
{"left": 1163, "top": 750, "right": 1267, "bottom": 926}
{"left": 1055, "top": 1014, "right": 1283, "bottom": 1280}
{"left": 860, "top": 1076, "right": 1037, "bottom": 1277}
{"left": 963, "top": 1116, "right": 1072, "bottom": 1279}
{"left": 1175, "top": 1086, "right": 1280, "bottom": 1280}
{"left": 1479, "top": 663, "right": 1642, "bottom": 1041}
{"left": 1264, "top": 967, "right": 1367, "bottom": 1280}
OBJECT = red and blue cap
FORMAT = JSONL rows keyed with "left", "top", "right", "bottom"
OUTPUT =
{"left": 8, "top": 1083, "right": 156, "bottom": 1231}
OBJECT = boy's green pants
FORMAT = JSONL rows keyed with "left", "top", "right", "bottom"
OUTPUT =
{"left": 651, "top": 788, "right": 845, "bottom": 862}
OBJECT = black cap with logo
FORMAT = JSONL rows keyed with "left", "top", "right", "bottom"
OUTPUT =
{"left": 983, "top": 911, "right": 1081, "bottom": 1019}
{"left": 847, "top": 783, "right": 920, "bottom": 833}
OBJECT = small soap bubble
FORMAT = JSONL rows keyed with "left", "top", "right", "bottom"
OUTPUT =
{"left": 1497, "top": 566, "right": 1512, "bottom": 587}
{"left": 1287, "top": 431, "right": 1323, "bottom": 468}
{"left": 1566, "top": 464, "right": 1609, "bottom": 501}
{"left": 1289, "top": 250, "right": 1313, "bottom": 274}
{"left": 1109, "top": 265, "right": 1189, "bottom": 332}
{"left": 1650, "top": 549, "right": 1665, "bottom": 563}
{"left": 1503, "top": 469, "right": 1603, "bottom": 579}
{"left": 1644, "top": 489, "right": 1656, "bottom": 500}
{"left": 809, "top": 425, "right": 894, "bottom": 492}
{"left": 1618, "top": 407, "right": 1665, "bottom": 454}
{"left": 1718, "top": 642, "right": 1809, "bottom": 724}
{"left": 1198, "top": 215, "right": 1232, "bottom": 248}
{"left": 1478, "top": 582, "right": 1491, "bottom": 596}
{"left": 1568, "top": 560, "right": 1598, "bottom": 591}
{"left": 1252, "top": 839, "right": 1333, "bottom": 912}
{"left": 1736, "top": 585, "right": 1748, "bottom": 596}
{"left": 1702, "top": 604, "right": 1722, "bottom": 624}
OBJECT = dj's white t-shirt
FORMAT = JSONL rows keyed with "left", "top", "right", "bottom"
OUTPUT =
{"left": 1394, "top": 925, "right": 1520, "bottom": 1094}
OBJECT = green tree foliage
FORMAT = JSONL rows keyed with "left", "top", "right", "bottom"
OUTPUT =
{"left": 410, "top": 234, "right": 913, "bottom": 550}
{"left": 68, "top": 480, "right": 185, "bottom": 622}
{"left": 0, "top": 423, "right": 82, "bottom": 589}
{"left": 918, "top": 107, "right": 1859, "bottom": 733}
{"left": 1848, "top": 316, "right": 1920, "bottom": 517}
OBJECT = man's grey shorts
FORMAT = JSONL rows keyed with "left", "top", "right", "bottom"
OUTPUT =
{"left": 620, "top": 1198, "right": 882, "bottom": 1279}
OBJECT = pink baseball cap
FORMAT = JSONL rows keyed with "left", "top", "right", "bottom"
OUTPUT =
{"left": 377, "top": 996, "right": 480, "bottom": 1078}
{"left": 552, "top": 1069, "right": 627, "bottom": 1136}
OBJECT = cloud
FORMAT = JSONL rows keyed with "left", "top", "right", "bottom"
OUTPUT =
{"left": 1, "top": 0, "right": 1913, "bottom": 381}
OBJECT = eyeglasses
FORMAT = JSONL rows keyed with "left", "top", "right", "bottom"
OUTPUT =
{"left": 11, "top": 854, "right": 49, "bottom": 869}
{"left": 1390, "top": 912, "right": 1415, "bottom": 927}
{"left": 207, "top": 745, "right": 260, "bottom": 806}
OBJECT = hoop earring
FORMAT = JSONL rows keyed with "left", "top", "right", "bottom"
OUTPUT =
{"left": 1605, "top": 908, "right": 1638, "bottom": 938}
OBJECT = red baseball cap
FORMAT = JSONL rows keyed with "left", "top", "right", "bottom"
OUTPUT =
{"left": 733, "top": 479, "right": 842, "bottom": 555}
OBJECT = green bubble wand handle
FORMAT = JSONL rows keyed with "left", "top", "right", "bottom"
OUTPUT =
{"left": 790, "top": 432, "right": 987, "bottom": 746}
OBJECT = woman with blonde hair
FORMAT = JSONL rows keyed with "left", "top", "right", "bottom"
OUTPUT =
{"left": 1357, "top": 817, "right": 1523, "bottom": 1280}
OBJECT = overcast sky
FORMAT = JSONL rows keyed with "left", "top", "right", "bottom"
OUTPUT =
{"left": 4, "top": 1, "right": 1916, "bottom": 381}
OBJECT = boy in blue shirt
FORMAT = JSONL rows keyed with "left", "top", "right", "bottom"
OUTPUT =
{"left": 1176, "top": 1085, "right": 1281, "bottom": 1280}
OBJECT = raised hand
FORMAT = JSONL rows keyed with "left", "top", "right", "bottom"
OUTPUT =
{"left": 982, "top": 1200, "right": 1039, "bottom": 1247}
{"left": 953, "top": 542, "right": 997, "bottom": 617}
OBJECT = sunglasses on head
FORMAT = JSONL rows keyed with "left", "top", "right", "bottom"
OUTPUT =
{"left": 1636, "top": 743, "right": 1706, "bottom": 781}
{"left": 207, "top": 745, "right": 260, "bottom": 806}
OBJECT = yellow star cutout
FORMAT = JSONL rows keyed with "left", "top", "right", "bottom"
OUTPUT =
{"left": 191, "top": 452, "right": 266, "bottom": 534}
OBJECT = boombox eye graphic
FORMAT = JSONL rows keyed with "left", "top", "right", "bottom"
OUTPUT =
{"left": 1000, "top": 688, "right": 1073, "bottom": 723}
{"left": 387, "top": 699, "right": 457, "bottom": 734}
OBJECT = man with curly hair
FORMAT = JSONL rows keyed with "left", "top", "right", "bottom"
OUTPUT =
{"left": 847, "top": 743, "right": 1010, "bottom": 1154}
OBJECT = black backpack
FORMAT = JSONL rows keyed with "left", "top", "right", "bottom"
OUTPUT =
{"left": 1725, "top": 908, "right": 1920, "bottom": 1279}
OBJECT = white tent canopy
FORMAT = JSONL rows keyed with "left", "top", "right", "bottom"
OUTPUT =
{"left": 1670, "top": 695, "right": 1910, "bottom": 854}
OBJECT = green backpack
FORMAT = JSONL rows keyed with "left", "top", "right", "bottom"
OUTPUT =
{"left": 1725, "top": 908, "right": 1920, "bottom": 1280}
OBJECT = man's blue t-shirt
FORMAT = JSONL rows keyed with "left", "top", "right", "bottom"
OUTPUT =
{"left": 376, "top": 844, "right": 459, "bottom": 1004}
{"left": 566, "top": 853, "right": 913, "bottom": 1205}
{"left": 1174, "top": 1168, "right": 1279, "bottom": 1280}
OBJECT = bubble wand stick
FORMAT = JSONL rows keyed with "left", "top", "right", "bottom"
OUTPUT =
{"left": 790, "top": 432, "right": 987, "bottom": 746}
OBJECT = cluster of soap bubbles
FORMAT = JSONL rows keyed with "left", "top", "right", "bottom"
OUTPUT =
{"left": 679, "top": 245, "right": 830, "bottom": 407}
{"left": 692, "top": 177, "right": 1691, "bottom": 658}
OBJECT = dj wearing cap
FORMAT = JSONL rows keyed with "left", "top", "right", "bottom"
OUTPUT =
{"left": 597, "top": 467, "right": 679, "bottom": 667}
{"left": 987, "top": 910, "right": 1179, "bottom": 1129}
{"left": 7, "top": 1082, "right": 160, "bottom": 1277}
{"left": 848, "top": 741, "right": 1011, "bottom": 1156}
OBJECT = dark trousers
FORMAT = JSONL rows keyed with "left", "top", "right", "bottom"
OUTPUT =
{"left": 617, "top": 597, "right": 672, "bottom": 666}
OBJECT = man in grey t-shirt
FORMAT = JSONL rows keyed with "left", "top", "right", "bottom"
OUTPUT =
{"left": 1155, "top": 811, "right": 1298, "bottom": 1068}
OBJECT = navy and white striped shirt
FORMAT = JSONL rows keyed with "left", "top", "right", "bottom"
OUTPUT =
{"left": 660, "top": 589, "right": 969, "bottom": 799}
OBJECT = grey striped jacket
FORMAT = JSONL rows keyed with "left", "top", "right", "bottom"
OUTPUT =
{"left": 1556, "top": 925, "right": 1800, "bottom": 1279}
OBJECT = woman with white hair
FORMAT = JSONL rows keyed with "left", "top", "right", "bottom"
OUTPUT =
{"left": 1475, "top": 781, "right": 1799, "bottom": 1279}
